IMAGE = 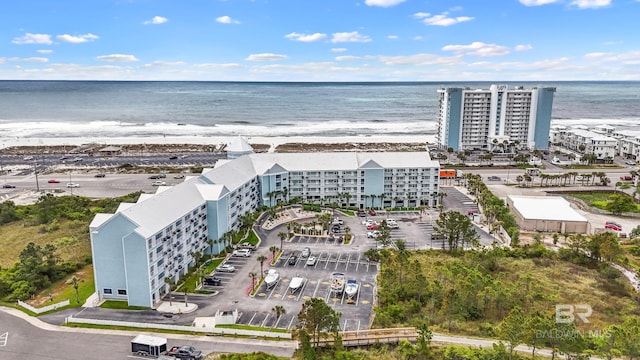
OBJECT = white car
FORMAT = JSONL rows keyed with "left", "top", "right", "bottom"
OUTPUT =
{"left": 362, "top": 219, "right": 377, "bottom": 226}
{"left": 232, "top": 249, "right": 251, "bottom": 257}
{"left": 626, "top": 160, "right": 637, "bottom": 166}
{"left": 217, "top": 264, "right": 235, "bottom": 273}
{"left": 305, "top": 256, "right": 318, "bottom": 266}
{"left": 23, "top": 156, "right": 34, "bottom": 161}
{"left": 151, "top": 181, "right": 167, "bottom": 186}
{"left": 367, "top": 230, "right": 380, "bottom": 238}
{"left": 66, "top": 183, "right": 80, "bottom": 188}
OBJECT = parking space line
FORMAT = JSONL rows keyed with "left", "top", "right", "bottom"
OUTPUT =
{"left": 295, "top": 279, "right": 308, "bottom": 301}
{"left": 248, "top": 312, "right": 257, "bottom": 326}
{"left": 312, "top": 280, "right": 321, "bottom": 298}
{"left": 287, "top": 315, "right": 296, "bottom": 330}
{"left": 261, "top": 313, "right": 270, "bottom": 328}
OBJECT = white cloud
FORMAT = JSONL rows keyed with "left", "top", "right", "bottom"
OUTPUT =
{"left": 56, "top": 33, "right": 99, "bottom": 43}
{"left": 413, "top": 36, "right": 424, "bottom": 41}
{"left": 142, "top": 61, "right": 187, "bottom": 68}
{"left": 96, "top": 54, "right": 139, "bottom": 62}
{"left": 519, "top": 0, "right": 561, "bottom": 6}
{"left": 37, "top": 49, "right": 53, "bottom": 54}
{"left": 364, "top": 0, "right": 406, "bottom": 7}
{"left": 414, "top": 12, "right": 473, "bottom": 26}
{"left": 336, "top": 55, "right": 362, "bottom": 61}
{"left": 12, "top": 33, "right": 52, "bottom": 45}
{"left": 387, "top": 35, "right": 399, "bottom": 40}
{"left": 331, "top": 48, "right": 348, "bottom": 53}
{"left": 331, "top": 31, "right": 372, "bottom": 43}
{"left": 442, "top": 42, "right": 510, "bottom": 57}
{"left": 285, "top": 32, "right": 327, "bottom": 42}
{"left": 194, "top": 63, "right": 243, "bottom": 69}
{"left": 378, "top": 53, "right": 463, "bottom": 66}
{"left": 8, "top": 57, "right": 49, "bottom": 63}
{"left": 584, "top": 50, "right": 640, "bottom": 64}
{"left": 216, "top": 16, "right": 240, "bottom": 24}
{"left": 245, "top": 53, "right": 288, "bottom": 62}
{"left": 515, "top": 44, "right": 533, "bottom": 51}
{"left": 144, "top": 16, "right": 168, "bottom": 25}
{"left": 570, "top": 0, "right": 611, "bottom": 8}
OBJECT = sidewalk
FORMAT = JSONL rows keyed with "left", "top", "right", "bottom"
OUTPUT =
{"left": 262, "top": 206, "right": 330, "bottom": 230}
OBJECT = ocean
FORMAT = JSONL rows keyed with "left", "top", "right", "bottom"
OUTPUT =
{"left": 0, "top": 81, "right": 639, "bottom": 143}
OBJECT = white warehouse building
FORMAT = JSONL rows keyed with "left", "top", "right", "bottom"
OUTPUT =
{"left": 89, "top": 143, "right": 440, "bottom": 307}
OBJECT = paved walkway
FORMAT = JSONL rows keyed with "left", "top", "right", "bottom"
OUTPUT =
{"left": 261, "top": 206, "right": 331, "bottom": 230}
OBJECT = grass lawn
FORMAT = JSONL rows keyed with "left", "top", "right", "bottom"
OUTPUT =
{"left": 565, "top": 192, "right": 640, "bottom": 212}
{"left": 27, "top": 265, "right": 95, "bottom": 310}
{"left": 0, "top": 219, "right": 90, "bottom": 268}
{"left": 100, "top": 300, "right": 149, "bottom": 310}
{"left": 216, "top": 323, "right": 290, "bottom": 333}
{"left": 243, "top": 229, "right": 260, "bottom": 246}
{"left": 179, "top": 258, "right": 224, "bottom": 293}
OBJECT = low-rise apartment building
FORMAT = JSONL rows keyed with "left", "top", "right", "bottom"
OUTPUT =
{"left": 89, "top": 144, "right": 440, "bottom": 307}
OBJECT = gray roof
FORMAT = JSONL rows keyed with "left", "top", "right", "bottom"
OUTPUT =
{"left": 509, "top": 195, "right": 587, "bottom": 222}
{"left": 227, "top": 136, "right": 253, "bottom": 152}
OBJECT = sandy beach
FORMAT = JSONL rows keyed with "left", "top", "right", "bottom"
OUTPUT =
{"left": 0, "top": 134, "right": 437, "bottom": 154}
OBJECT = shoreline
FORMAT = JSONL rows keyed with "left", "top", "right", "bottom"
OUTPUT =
{"left": 0, "top": 135, "right": 437, "bottom": 153}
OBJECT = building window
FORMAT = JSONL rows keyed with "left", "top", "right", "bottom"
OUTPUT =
{"left": 103, "top": 288, "right": 112, "bottom": 294}
{"left": 117, "top": 289, "right": 127, "bottom": 295}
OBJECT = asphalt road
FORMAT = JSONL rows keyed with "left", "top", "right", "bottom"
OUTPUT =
{"left": 0, "top": 307, "right": 297, "bottom": 359}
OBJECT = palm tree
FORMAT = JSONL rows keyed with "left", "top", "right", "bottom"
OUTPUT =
{"left": 249, "top": 272, "right": 257, "bottom": 290}
{"left": 269, "top": 245, "right": 279, "bottom": 261}
{"left": 257, "top": 255, "right": 268, "bottom": 279}
{"left": 436, "top": 191, "right": 447, "bottom": 210}
{"left": 277, "top": 231, "right": 288, "bottom": 251}
{"left": 207, "top": 238, "right": 215, "bottom": 260}
{"left": 271, "top": 305, "right": 286, "bottom": 327}
{"left": 70, "top": 275, "right": 80, "bottom": 304}
{"left": 164, "top": 277, "right": 173, "bottom": 306}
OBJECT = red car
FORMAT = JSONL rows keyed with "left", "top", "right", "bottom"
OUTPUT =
{"left": 368, "top": 209, "right": 377, "bottom": 216}
{"left": 605, "top": 223, "right": 622, "bottom": 231}
{"left": 620, "top": 175, "right": 633, "bottom": 181}
{"left": 367, "top": 224, "right": 379, "bottom": 230}
{"left": 47, "top": 179, "right": 60, "bottom": 183}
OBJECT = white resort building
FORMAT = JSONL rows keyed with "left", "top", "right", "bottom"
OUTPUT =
{"left": 89, "top": 137, "right": 440, "bottom": 307}
{"left": 436, "top": 84, "right": 556, "bottom": 152}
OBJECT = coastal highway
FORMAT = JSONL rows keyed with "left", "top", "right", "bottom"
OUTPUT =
{"left": 1, "top": 167, "right": 637, "bottom": 202}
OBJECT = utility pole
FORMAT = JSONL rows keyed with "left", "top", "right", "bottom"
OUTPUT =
{"left": 34, "top": 161, "right": 40, "bottom": 192}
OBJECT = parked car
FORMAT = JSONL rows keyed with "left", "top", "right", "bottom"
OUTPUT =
{"left": 386, "top": 221, "right": 399, "bottom": 229}
{"left": 575, "top": 175, "right": 584, "bottom": 181}
{"left": 232, "top": 248, "right": 251, "bottom": 257}
{"left": 48, "top": 179, "right": 60, "bottom": 183}
{"left": 301, "top": 247, "right": 311, "bottom": 258}
{"left": 151, "top": 181, "right": 167, "bottom": 186}
{"left": 167, "top": 345, "right": 203, "bottom": 360}
{"left": 66, "top": 182, "right": 80, "bottom": 188}
{"left": 605, "top": 223, "right": 622, "bottom": 231}
{"left": 217, "top": 264, "right": 235, "bottom": 273}
{"left": 487, "top": 176, "right": 501, "bottom": 181}
{"left": 2, "top": 184, "right": 16, "bottom": 189}
{"left": 625, "top": 160, "right": 637, "bottom": 166}
{"left": 332, "top": 218, "right": 344, "bottom": 226}
{"left": 620, "top": 175, "right": 633, "bottom": 181}
{"left": 366, "top": 224, "right": 379, "bottom": 230}
{"left": 431, "top": 232, "right": 444, "bottom": 240}
{"left": 237, "top": 242, "right": 257, "bottom": 251}
{"left": 288, "top": 254, "right": 298, "bottom": 265}
{"left": 367, "top": 230, "right": 380, "bottom": 238}
{"left": 174, "top": 174, "right": 185, "bottom": 179}
{"left": 203, "top": 276, "right": 221, "bottom": 286}
{"left": 94, "top": 173, "right": 106, "bottom": 178}
{"left": 368, "top": 209, "right": 377, "bottom": 216}
{"left": 305, "top": 256, "right": 318, "bottom": 266}
{"left": 357, "top": 210, "right": 366, "bottom": 217}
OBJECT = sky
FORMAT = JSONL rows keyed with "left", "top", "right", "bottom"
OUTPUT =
{"left": 1, "top": 0, "right": 639, "bottom": 81}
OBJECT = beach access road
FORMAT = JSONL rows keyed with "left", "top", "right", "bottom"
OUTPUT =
{"left": 0, "top": 307, "right": 297, "bottom": 360}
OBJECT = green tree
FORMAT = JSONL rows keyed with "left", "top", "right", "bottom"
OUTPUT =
{"left": 498, "top": 306, "right": 526, "bottom": 359}
{"left": 277, "top": 231, "right": 288, "bottom": 251}
{"left": 433, "top": 210, "right": 480, "bottom": 251}
{"left": 269, "top": 245, "right": 279, "bottom": 262}
{"left": 271, "top": 305, "right": 286, "bottom": 327}
{"left": 164, "top": 277, "right": 173, "bottom": 306}
{"left": 416, "top": 322, "right": 433, "bottom": 358}
{"left": 296, "top": 298, "right": 341, "bottom": 348}
{"left": 606, "top": 194, "right": 636, "bottom": 214}
{"left": 70, "top": 275, "right": 80, "bottom": 304}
